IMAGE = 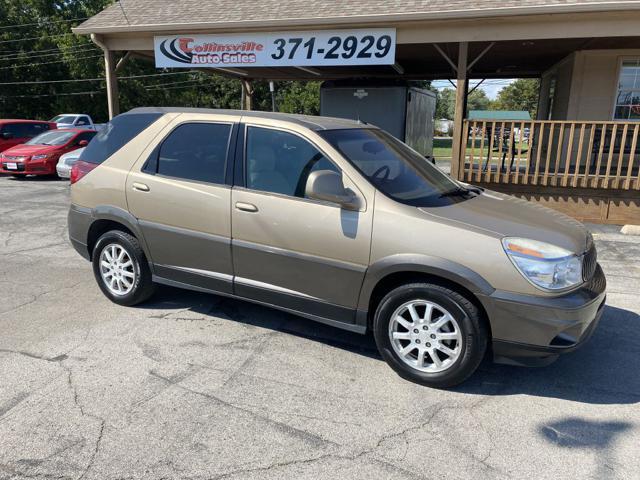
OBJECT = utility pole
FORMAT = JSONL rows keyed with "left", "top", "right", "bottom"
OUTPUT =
{"left": 269, "top": 81, "right": 276, "bottom": 112}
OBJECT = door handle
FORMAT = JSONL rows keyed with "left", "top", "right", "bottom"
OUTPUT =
{"left": 132, "top": 182, "right": 150, "bottom": 192}
{"left": 235, "top": 202, "right": 258, "bottom": 213}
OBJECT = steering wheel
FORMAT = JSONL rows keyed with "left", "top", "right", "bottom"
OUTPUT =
{"left": 371, "top": 165, "right": 391, "bottom": 182}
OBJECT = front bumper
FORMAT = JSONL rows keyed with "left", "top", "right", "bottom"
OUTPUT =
{"left": 0, "top": 160, "right": 55, "bottom": 175}
{"left": 56, "top": 163, "right": 71, "bottom": 179}
{"left": 479, "top": 265, "right": 607, "bottom": 366}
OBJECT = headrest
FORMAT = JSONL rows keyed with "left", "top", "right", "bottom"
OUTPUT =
{"left": 248, "top": 145, "right": 276, "bottom": 171}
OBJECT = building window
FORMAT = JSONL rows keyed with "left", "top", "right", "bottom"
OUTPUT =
{"left": 614, "top": 59, "right": 640, "bottom": 120}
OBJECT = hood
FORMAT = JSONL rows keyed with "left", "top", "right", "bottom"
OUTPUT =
{"left": 419, "top": 189, "right": 589, "bottom": 254}
{"left": 2, "top": 144, "right": 58, "bottom": 156}
{"left": 56, "top": 123, "right": 74, "bottom": 128}
{"left": 60, "top": 147, "right": 84, "bottom": 162}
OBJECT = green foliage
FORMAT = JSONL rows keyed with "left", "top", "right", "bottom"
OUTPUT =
{"left": 435, "top": 87, "right": 492, "bottom": 120}
{"left": 0, "top": 1, "right": 323, "bottom": 122}
{"left": 492, "top": 78, "right": 540, "bottom": 118}
{"left": 275, "top": 81, "right": 320, "bottom": 115}
{"left": 435, "top": 79, "right": 540, "bottom": 120}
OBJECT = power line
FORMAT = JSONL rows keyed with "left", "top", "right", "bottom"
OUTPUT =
{"left": 0, "top": 53, "right": 103, "bottom": 70}
{"left": 0, "top": 43, "right": 94, "bottom": 57}
{"left": 0, "top": 33, "right": 75, "bottom": 45}
{"left": 0, "top": 17, "right": 88, "bottom": 31}
{"left": 144, "top": 78, "right": 205, "bottom": 89}
{"left": 0, "top": 45, "right": 98, "bottom": 62}
{"left": 147, "top": 82, "right": 208, "bottom": 92}
{"left": 0, "top": 71, "right": 205, "bottom": 86}
{"left": 1, "top": 89, "right": 104, "bottom": 99}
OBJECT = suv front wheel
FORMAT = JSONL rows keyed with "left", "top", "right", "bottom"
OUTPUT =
{"left": 92, "top": 230, "right": 155, "bottom": 306}
{"left": 373, "top": 283, "right": 488, "bottom": 388}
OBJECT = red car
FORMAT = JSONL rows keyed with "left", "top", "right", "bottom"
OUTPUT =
{"left": 0, "top": 119, "right": 57, "bottom": 153}
{"left": 0, "top": 129, "right": 96, "bottom": 177}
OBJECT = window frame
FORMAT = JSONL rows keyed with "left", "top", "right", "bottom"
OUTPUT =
{"left": 141, "top": 120, "right": 237, "bottom": 187}
{"left": 612, "top": 56, "right": 640, "bottom": 121}
{"left": 238, "top": 123, "right": 346, "bottom": 206}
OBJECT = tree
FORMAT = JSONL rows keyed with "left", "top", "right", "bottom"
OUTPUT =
{"left": 0, "top": 1, "right": 326, "bottom": 121}
{"left": 275, "top": 81, "right": 320, "bottom": 115}
{"left": 493, "top": 79, "right": 540, "bottom": 118}
{"left": 435, "top": 87, "right": 492, "bottom": 120}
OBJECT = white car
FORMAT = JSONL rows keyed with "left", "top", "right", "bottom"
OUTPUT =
{"left": 56, "top": 147, "right": 85, "bottom": 179}
{"left": 50, "top": 114, "right": 104, "bottom": 131}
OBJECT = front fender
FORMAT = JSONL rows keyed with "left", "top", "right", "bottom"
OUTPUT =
{"left": 356, "top": 253, "right": 495, "bottom": 313}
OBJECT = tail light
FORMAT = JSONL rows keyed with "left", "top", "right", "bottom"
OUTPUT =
{"left": 70, "top": 160, "right": 99, "bottom": 184}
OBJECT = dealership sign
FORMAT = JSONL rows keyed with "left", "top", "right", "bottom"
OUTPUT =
{"left": 154, "top": 29, "right": 396, "bottom": 68}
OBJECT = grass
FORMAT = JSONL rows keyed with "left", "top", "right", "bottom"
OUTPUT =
{"left": 432, "top": 139, "right": 530, "bottom": 160}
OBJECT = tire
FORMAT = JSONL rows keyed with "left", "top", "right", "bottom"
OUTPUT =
{"left": 11, "top": 174, "right": 25, "bottom": 179}
{"left": 92, "top": 230, "right": 155, "bottom": 306}
{"left": 373, "top": 282, "right": 488, "bottom": 388}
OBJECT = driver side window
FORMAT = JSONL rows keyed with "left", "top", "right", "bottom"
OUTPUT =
{"left": 245, "top": 126, "right": 339, "bottom": 198}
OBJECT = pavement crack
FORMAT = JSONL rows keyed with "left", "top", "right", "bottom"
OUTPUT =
{"left": 63, "top": 366, "right": 107, "bottom": 480}
{"left": 148, "top": 369, "right": 337, "bottom": 449}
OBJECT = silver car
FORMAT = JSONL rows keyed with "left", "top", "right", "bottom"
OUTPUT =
{"left": 56, "top": 147, "right": 85, "bottom": 179}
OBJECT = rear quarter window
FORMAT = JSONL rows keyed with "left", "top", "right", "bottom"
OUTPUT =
{"left": 79, "top": 112, "right": 162, "bottom": 164}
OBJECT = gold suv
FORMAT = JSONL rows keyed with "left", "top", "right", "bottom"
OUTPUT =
{"left": 68, "top": 108, "right": 606, "bottom": 387}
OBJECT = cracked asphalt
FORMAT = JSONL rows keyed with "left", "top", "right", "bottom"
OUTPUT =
{"left": 1, "top": 175, "right": 640, "bottom": 480}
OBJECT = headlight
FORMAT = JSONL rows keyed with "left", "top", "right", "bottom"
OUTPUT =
{"left": 502, "top": 237, "right": 582, "bottom": 291}
{"left": 32, "top": 154, "right": 49, "bottom": 160}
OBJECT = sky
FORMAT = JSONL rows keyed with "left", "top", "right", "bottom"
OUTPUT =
{"left": 431, "top": 79, "right": 515, "bottom": 99}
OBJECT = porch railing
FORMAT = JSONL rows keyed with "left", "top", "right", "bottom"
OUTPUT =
{"left": 460, "top": 120, "right": 640, "bottom": 190}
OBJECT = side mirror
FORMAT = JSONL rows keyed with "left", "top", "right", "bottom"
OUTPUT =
{"left": 78, "top": 140, "right": 89, "bottom": 147}
{"left": 1, "top": 132, "right": 13, "bottom": 140}
{"left": 305, "top": 170, "right": 360, "bottom": 210}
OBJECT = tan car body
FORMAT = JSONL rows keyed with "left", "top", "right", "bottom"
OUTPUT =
{"left": 69, "top": 108, "right": 606, "bottom": 366}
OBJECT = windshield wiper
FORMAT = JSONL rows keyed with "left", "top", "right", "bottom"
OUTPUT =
{"left": 440, "top": 185, "right": 482, "bottom": 198}
{"left": 440, "top": 186, "right": 471, "bottom": 198}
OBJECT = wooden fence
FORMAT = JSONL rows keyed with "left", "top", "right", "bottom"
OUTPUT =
{"left": 460, "top": 120, "right": 640, "bottom": 190}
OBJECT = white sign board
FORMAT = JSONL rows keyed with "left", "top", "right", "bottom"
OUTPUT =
{"left": 154, "top": 29, "right": 396, "bottom": 68}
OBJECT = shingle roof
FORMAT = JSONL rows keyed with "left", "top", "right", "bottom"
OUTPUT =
{"left": 75, "top": 0, "right": 640, "bottom": 34}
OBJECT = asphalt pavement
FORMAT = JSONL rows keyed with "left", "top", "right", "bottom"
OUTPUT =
{"left": 1, "top": 175, "right": 639, "bottom": 480}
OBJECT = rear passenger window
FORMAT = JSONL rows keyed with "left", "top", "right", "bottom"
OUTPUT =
{"left": 156, "top": 123, "right": 231, "bottom": 184}
{"left": 79, "top": 112, "right": 162, "bottom": 165}
{"left": 1, "top": 123, "right": 24, "bottom": 138}
{"left": 25, "top": 123, "right": 49, "bottom": 137}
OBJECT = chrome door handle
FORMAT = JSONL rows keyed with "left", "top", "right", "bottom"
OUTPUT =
{"left": 132, "top": 182, "right": 150, "bottom": 192}
{"left": 235, "top": 202, "right": 258, "bottom": 212}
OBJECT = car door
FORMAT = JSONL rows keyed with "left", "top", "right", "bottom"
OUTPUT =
{"left": 75, "top": 116, "right": 91, "bottom": 128}
{"left": 231, "top": 120, "right": 375, "bottom": 325}
{"left": 126, "top": 113, "right": 238, "bottom": 294}
{"left": 0, "top": 123, "right": 28, "bottom": 151}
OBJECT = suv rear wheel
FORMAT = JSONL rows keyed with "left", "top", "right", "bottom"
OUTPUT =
{"left": 373, "top": 282, "right": 488, "bottom": 388}
{"left": 92, "top": 230, "right": 155, "bottom": 306}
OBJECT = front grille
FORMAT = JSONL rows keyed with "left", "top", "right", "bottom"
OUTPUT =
{"left": 582, "top": 243, "right": 597, "bottom": 281}
{"left": 2, "top": 162, "right": 25, "bottom": 171}
{"left": 585, "top": 264, "right": 606, "bottom": 294}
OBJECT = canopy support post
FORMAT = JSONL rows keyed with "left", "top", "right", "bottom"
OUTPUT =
{"left": 450, "top": 42, "right": 468, "bottom": 181}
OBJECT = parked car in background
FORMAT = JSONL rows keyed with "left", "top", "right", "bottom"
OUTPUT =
{"left": 0, "top": 119, "right": 56, "bottom": 153}
{"left": 50, "top": 114, "right": 104, "bottom": 131}
{"left": 0, "top": 129, "right": 96, "bottom": 177}
{"left": 56, "top": 147, "right": 85, "bottom": 179}
{"left": 68, "top": 108, "right": 606, "bottom": 388}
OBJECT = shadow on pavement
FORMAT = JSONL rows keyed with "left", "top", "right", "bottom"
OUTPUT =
{"left": 2, "top": 174, "right": 66, "bottom": 182}
{"left": 537, "top": 417, "right": 634, "bottom": 478}
{"left": 140, "top": 287, "right": 640, "bottom": 404}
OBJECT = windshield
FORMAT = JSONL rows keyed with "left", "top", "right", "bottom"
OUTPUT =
{"left": 50, "top": 115, "right": 76, "bottom": 124}
{"left": 25, "top": 131, "right": 75, "bottom": 146}
{"left": 319, "top": 128, "right": 462, "bottom": 206}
